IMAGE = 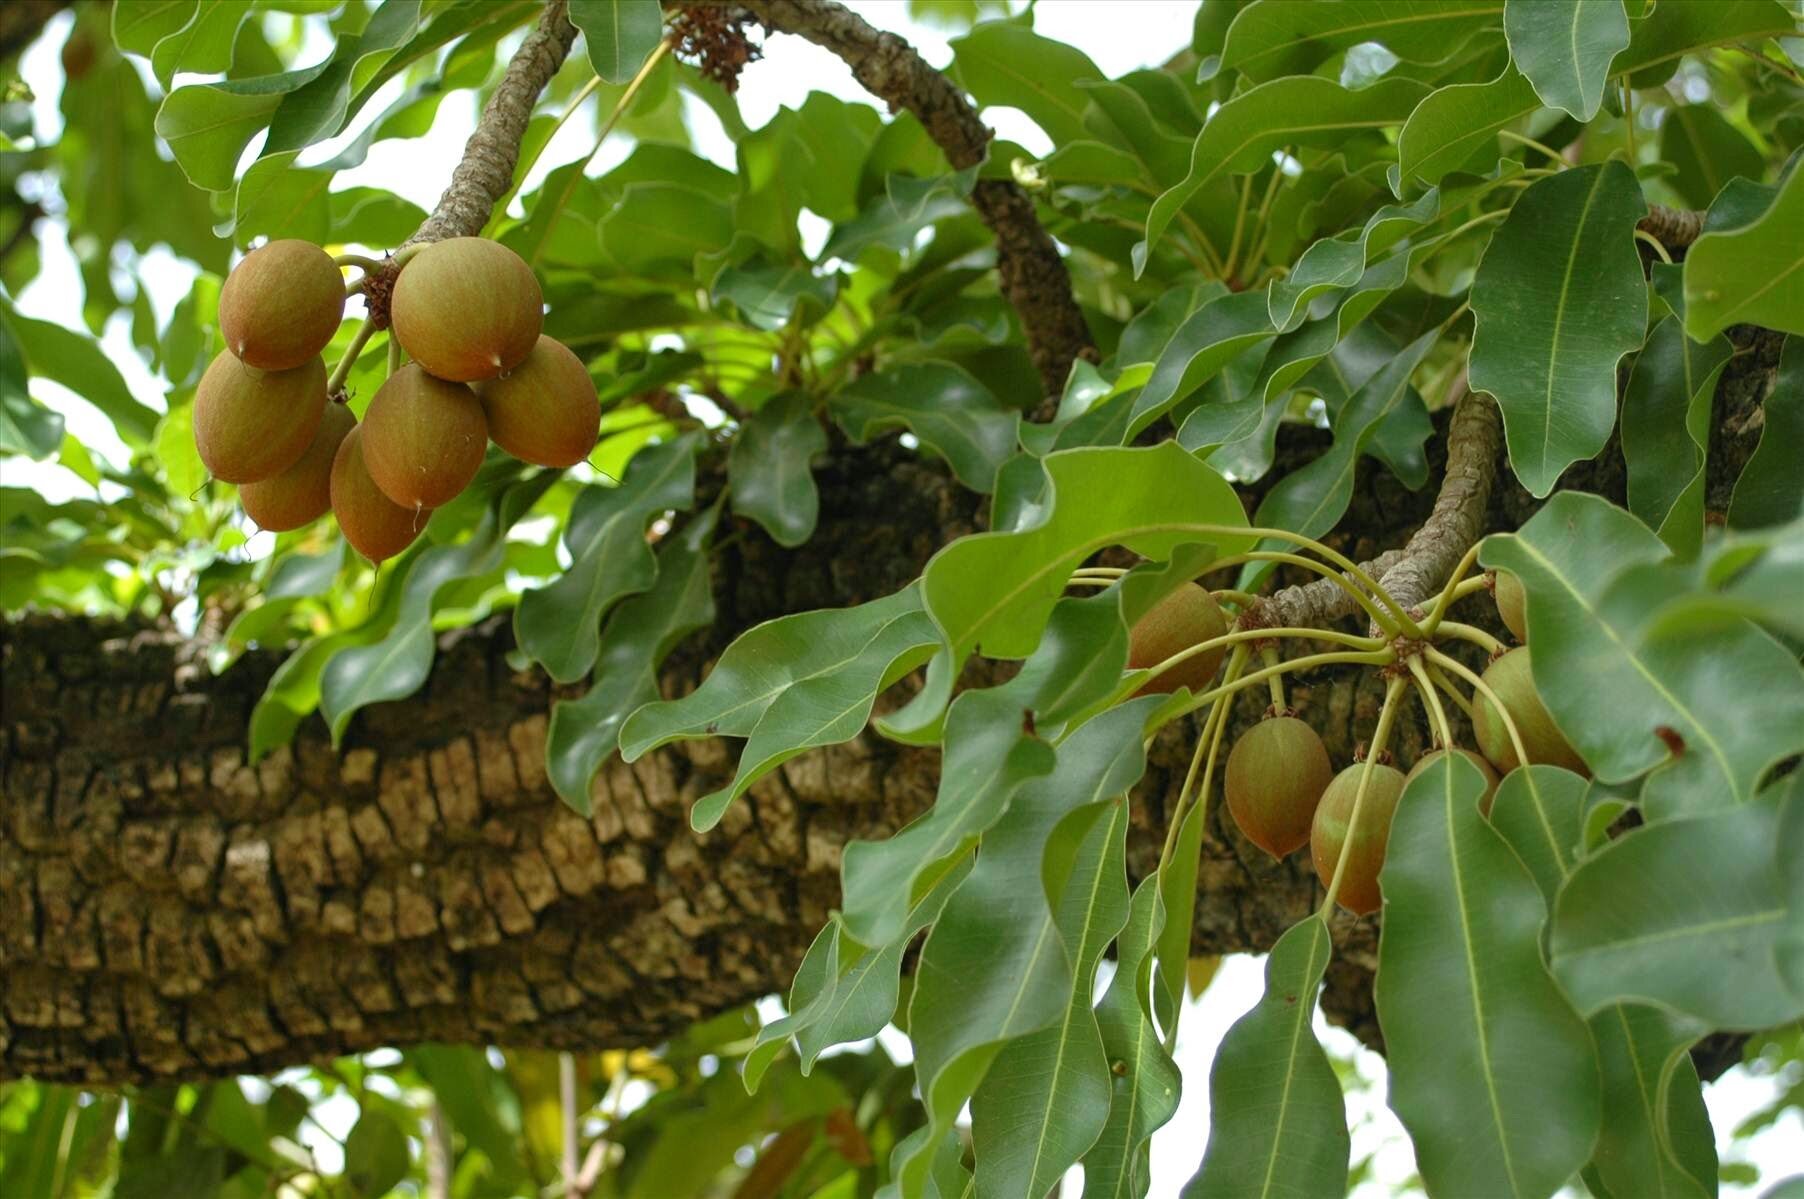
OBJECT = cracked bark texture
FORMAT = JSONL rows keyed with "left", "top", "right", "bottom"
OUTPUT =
{"left": 740, "top": 0, "right": 1097, "bottom": 405}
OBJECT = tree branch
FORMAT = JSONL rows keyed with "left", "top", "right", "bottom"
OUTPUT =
{"left": 737, "top": 0, "right": 1097, "bottom": 408}
{"left": 1638, "top": 203, "right": 1706, "bottom": 250}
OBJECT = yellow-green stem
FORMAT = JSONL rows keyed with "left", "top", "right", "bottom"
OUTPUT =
{"left": 1498, "top": 128, "right": 1569, "bottom": 165}
{"left": 1163, "top": 649, "right": 1395, "bottom": 727}
{"left": 1409, "top": 656, "right": 1456, "bottom": 748}
{"left": 1434, "top": 621, "right": 1506, "bottom": 657}
{"left": 1426, "top": 648, "right": 1533, "bottom": 771}
{"left": 333, "top": 253, "right": 385, "bottom": 273}
{"left": 327, "top": 320, "right": 378, "bottom": 395}
{"left": 1261, "top": 645, "right": 1285, "bottom": 709}
{"left": 1419, "top": 541, "right": 1485, "bottom": 635}
{"left": 1316, "top": 675, "right": 1407, "bottom": 916}
{"left": 1134, "top": 626, "right": 1387, "bottom": 701}
{"left": 1634, "top": 228, "right": 1674, "bottom": 264}
{"left": 1424, "top": 659, "right": 1476, "bottom": 719}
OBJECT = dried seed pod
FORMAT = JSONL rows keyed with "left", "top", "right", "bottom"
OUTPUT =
{"left": 360, "top": 364, "right": 488, "bottom": 510}
{"left": 390, "top": 237, "right": 542, "bottom": 382}
{"left": 219, "top": 239, "right": 345, "bottom": 371}
{"left": 192, "top": 350, "right": 327, "bottom": 484}
{"left": 474, "top": 335, "right": 600, "bottom": 467}
{"left": 240, "top": 402, "right": 355, "bottom": 531}
{"left": 1310, "top": 762, "right": 1407, "bottom": 915}
{"left": 331, "top": 425, "right": 425, "bottom": 563}
{"left": 1224, "top": 715, "right": 1335, "bottom": 858}
{"left": 1128, "top": 583, "right": 1228, "bottom": 694}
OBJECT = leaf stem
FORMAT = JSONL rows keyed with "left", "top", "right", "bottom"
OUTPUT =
{"left": 327, "top": 321, "right": 379, "bottom": 395}
{"left": 1157, "top": 644, "right": 1245, "bottom": 868}
{"left": 1417, "top": 541, "right": 1484, "bottom": 636}
{"left": 1162, "top": 648, "right": 1396, "bottom": 728}
{"left": 1408, "top": 655, "right": 1456, "bottom": 748}
{"left": 1223, "top": 172, "right": 1256, "bottom": 283}
{"left": 1316, "top": 674, "right": 1407, "bottom": 916}
{"left": 1424, "top": 658, "right": 1475, "bottom": 720}
{"left": 1497, "top": 129, "right": 1569, "bottom": 166}
{"left": 333, "top": 252, "right": 386, "bottom": 273}
{"left": 1432, "top": 621, "right": 1505, "bottom": 657}
{"left": 1136, "top": 625, "right": 1387, "bottom": 699}
{"left": 1634, "top": 228, "right": 1674, "bottom": 264}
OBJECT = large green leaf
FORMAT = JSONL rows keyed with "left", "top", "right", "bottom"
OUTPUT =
{"left": 1482, "top": 493, "right": 1804, "bottom": 819}
{"left": 567, "top": 0, "right": 665, "bottom": 83}
{"left": 514, "top": 434, "right": 698, "bottom": 683}
{"left": 1661, "top": 104, "right": 1768, "bottom": 210}
{"left": 1143, "top": 77, "right": 1428, "bottom": 263}
{"left": 343, "top": 1109, "right": 410, "bottom": 1197}
{"left": 896, "top": 703, "right": 1153, "bottom": 1199}
{"left": 0, "top": 312, "right": 61, "bottom": 460}
{"left": 1502, "top": 0, "right": 1629, "bottom": 120}
{"left": 545, "top": 508, "right": 718, "bottom": 813}
{"left": 1375, "top": 753, "right": 1600, "bottom": 1199}
{"left": 1266, "top": 189, "right": 1439, "bottom": 332}
{"left": 1213, "top": 0, "right": 1505, "bottom": 84}
{"left": 1619, "top": 0, "right": 1801, "bottom": 88}
{"left": 1396, "top": 67, "right": 1543, "bottom": 187}
{"left": 685, "top": 606, "right": 939, "bottom": 832}
{"left": 149, "top": 0, "right": 249, "bottom": 88}
{"left": 619, "top": 584, "right": 924, "bottom": 758}
{"left": 1184, "top": 916, "right": 1347, "bottom": 1199}
{"left": 1584, "top": 1006, "right": 1716, "bottom": 1199}
{"left": 1130, "top": 291, "right": 1275, "bottom": 435}
{"left": 1683, "top": 161, "right": 1804, "bottom": 341}
{"left": 833, "top": 362, "right": 1019, "bottom": 493}
{"left": 1469, "top": 162, "right": 1648, "bottom": 497}
{"left": 1621, "top": 314, "right": 1732, "bottom": 555}
{"left": 949, "top": 22, "right": 1104, "bottom": 146}
{"left": 1612, "top": 513, "right": 1804, "bottom": 643}
{"left": 1486, "top": 764, "right": 1587, "bottom": 906}
{"left": 0, "top": 299, "right": 159, "bottom": 444}
{"left": 1549, "top": 791, "right": 1801, "bottom": 1029}
{"left": 971, "top": 795, "right": 1132, "bottom": 1193}
{"left": 728, "top": 395, "right": 826, "bottom": 548}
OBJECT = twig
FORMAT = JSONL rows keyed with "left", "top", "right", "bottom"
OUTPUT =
{"left": 739, "top": 0, "right": 1097, "bottom": 409}
{"left": 1638, "top": 204, "right": 1705, "bottom": 250}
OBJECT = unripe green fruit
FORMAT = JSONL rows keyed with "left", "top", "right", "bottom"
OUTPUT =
{"left": 360, "top": 364, "right": 488, "bottom": 510}
{"left": 240, "top": 402, "right": 355, "bottom": 532}
{"left": 192, "top": 350, "right": 327, "bottom": 484}
{"left": 331, "top": 426, "right": 424, "bottom": 563}
{"left": 219, "top": 240, "right": 345, "bottom": 371}
{"left": 1494, "top": 570, "right": 1528, "bottom": 643}
{"left": 1472, "top": 648, "right": 1587, "bottom": 775}
{"left": 390, "top": 237, "right": 542, "bottom": 382}
{"left": 1225, "top": 715, "right": 1334, "bottom": 858}
{"left": 1128, "top": 583, "right": 1228, "bottom": 694}
{"left": 1406, "top": 748, "right": 1501, "bottom": 817}
{"left": 473, "top": 335, "right": 600, "bottom": 467}
{"left": 1310, "top": 762, "right": 1406, "bottom": 915}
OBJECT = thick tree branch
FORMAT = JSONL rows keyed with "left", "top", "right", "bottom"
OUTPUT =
{"left": 738, "top": 0, "right": 1097, "bottom": 407}
{"left": 407, "top": 1, "right": 579, "bottom": 246}
{"left": 1639, "top": 203, "right": 1706, "bottom": 250}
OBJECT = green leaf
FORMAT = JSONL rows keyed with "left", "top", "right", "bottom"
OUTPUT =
{"left": 728, "top": 395, "right": 826, "bottom": 548}
{"left": 515, "top": 433, "right": 698, "bottom": 683}
{"left": 1621, "top": 314, "right": 1732, "bottom": 555}
{"left": 1585, "top": 1006, "right": 1716, "bottom": 1199}
{"left": 1503, "top": 0, "right": 1629, "bottom": 120}
{"left": 153, "top": 402, "right": 204, "bottom": 500}
{"left": 686, "top": 605, "right": 939, "bottom": 832}
{"left": 1549, "top": 791, "right": 1801, "bottom": 1028}
{"left": 321, "top": 472, "right": 557, "bottom": 743}
{"left": 1144, "top": 77, "right": 1428, "bottom": 265}
{"left": 1184, "top": 915, "right": 1347, "bottom": 1199}
{"left": 1619, "top": 0, "right": 1801, "bottom": 88}
{"left": 343, "top": 1109, "right": 409, "bottom": 1198}
{"left": 1482, "top": 492, "right": 1804, "bottom": 818}
{"left": 840, "top": 684, "right": 1058, "bottom": 947}
{"left": 1266, "top": 189, "right": 1439, "bottom": 332}
{"left": 1397, "top": 67, "right": 1543, "bottom": 188}
{"left": 1469, "top": 162, "right": 1648, "bottom": 497}
{"left": 1375, "top": 753, "right": 1601, "bottom": 1199}
{"left": 896, "top": 702, "right": 1153, "bottom": 1199}
{"left": 1683, "top": 161, "right": 1804, "bottom": 341}
{"left": 407, "top": 1046, "right": 526, "bottom": 1185}
{"left": 949, "top": 22, "right": 1104, "bottom": 146}
{"left": 1617, "top": 514, "right": 1804, "bottom": 642}
{"left": 619, "top": 584, "right": 924, "bottom": 759}
{"left": 833, "top": 362, "right": 1019, "bottom": 493}
{"left": 1247, "top": 328, "right": 1437, "bottom": 557}
{"left": 1660, "top": 103, "right": 1768, "bottom": 210}
{"left": 971, "top": 796, "right": 1130, "bottom": 1195}
{"left": 113, "top": 1, "right": 197, "bottom": 56}
{"left": 0, "top": 316, "right": 62, "bottom": 459}
{"left": 1079, "top": 877, "right": 1181, "bottom": 1199}
{"left": 545, "top": 507, "right": 718, "bottom": 813}
{"left": 822, "top": 172, "right": 973, "bottom": 262}
{"left": 1729, "top": 335, "right": 1804, "bottom": 528}
{"left": 1486, "top": 764, "right": 1587, "bottom": 905}
{"left": 1215, "top": 0, "right": 1506, "bottom": 84}
{"left": 149, "top": 0, "right": 249, "bottom": 89}
{"left": 712, "top": 259, "right": 839, "bottom": 332}
{"left": 599, "top": 182, "right": 735, "bottom": 278}
{"left": 0, "top": 298, "right": 159, "bottom": 444}
{"left": 569, "top": 0, "right": 666, "bottom": 83}
{"left": 1130, "top": 291, "right": 1275, "bottom": 435}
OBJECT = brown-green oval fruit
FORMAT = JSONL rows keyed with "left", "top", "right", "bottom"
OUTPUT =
{"left": 360, "top": 364, "right": 488, "bottom": 510}
{"left": 1128, "top": 583, "right": 1228, "bottom": 694}
{"left": 1310, "top": 762, "right": 1407, "bottom": 915}
{"left": 239, "top": 402, "right": 356, "bottom": 532}
{"left": 473, "top": 335, "right": 600, "bottom": 467}
{"left": 390, "top": 237, "right": 542, "bottom": 382}
{"left": 192, "top": 350, "right": 327, "bottom": 484}
{"left": 1472, "top": 648, "right": 1587, "bottom": 775}
{"left": 1225, "top": 715, "right": 1334, "bottom": 858}
{"left": 331, "top": 425, "right": 425, "bottom": 563}
{"left": 1494, "top": 570, "right": 1528, "bottom": 642}
{"left": 1406, "top": 748, "right": 1501, "bottom": 817}
{"left": 219, "top": 240, "right": 345, "bottom": 371}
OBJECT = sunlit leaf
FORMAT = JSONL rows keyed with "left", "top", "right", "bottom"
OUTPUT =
{"left": 1683, "top": 161, "right": 1804, "bottom": 341}
{"left": 568, "top": 0, "right": 665, "bottom": 83}
{"left": 833, "top": 362, "right": 1019, "bottom": 493}
{"left": 950, "top": 22, "right": 1104, "bottom": 146}
{"left": 1214, "top": 0, "right": 1505, "bottom": 84}
{"left": 1503, "top": 0, "right": 1629, "bottom": 121}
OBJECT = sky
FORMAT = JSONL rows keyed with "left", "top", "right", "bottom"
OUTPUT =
{"left": 7, "top": 2, "right": 1803, "bottom": 1195}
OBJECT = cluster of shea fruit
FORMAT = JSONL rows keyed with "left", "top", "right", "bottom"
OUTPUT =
{"left": 194, "top": 237, "right": 600, "bottom": 562}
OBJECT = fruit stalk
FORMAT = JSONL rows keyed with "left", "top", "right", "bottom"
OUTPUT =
{"left": 326, "top": 320, "right": 379, "bottom": 396}
{"left": 1425, "top": 648, "right": 1533, "bottom": 775}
